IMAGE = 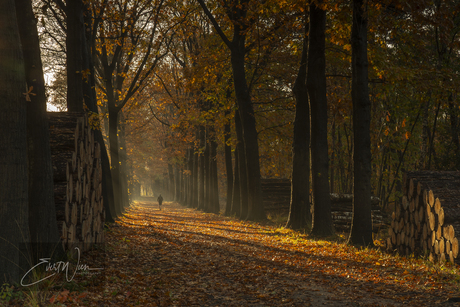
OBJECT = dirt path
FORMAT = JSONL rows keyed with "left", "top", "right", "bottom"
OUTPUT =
{"left": 84, "top": 201, "right": 459, "bottom": 306}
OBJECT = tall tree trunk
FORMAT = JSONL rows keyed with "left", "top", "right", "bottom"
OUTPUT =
{"left": 168, "top": 164, "right": 174, "bottom": 201}
{"left": 231, "top": 146, "right": 241, "bottom": 216}
{"left": 348, "top": 0, "right": 373, "bottom": 246}
{"left": 187, "top": 147, "right": 194, "bottom": 207}
{"left": 198, "top": 126, "right": 206, "bottom": 210}
{"left": 196, "top": 0, "right": 264, "bottom": 220}
{"left": 81, "top": 3, "right": 116, "bottom": 222}
{"left": 448, "top": 94, "right": 460, "bottom": 169}
{"left": 174, "top": 165, "right": 180, "bottom": 202}
{"left": 16, "top": 0, "right": 63, "bottom": 260}
{"left": 204, "top": 130, "right": 212, "bottom": 212}
{"left": 66, "top": 0, "right": 84, "bottom": 112}
{"left": 192, "top": 130, "right": 199, "bottom": 208}
{"left": 231, "top": 47, "right": 265, "bottom": 220}
{"left": 108, "top": 107, "right": 123, "bottom": 215}
{"left": 224, "top": 120, "right": 234, "bottom": 216}
{"left": 286, "top": 17, "right": 311, "bottom": 230}
{"left": 0, "top": 0, "right": 30, "bottom": 282}
{"left": 235, "top": 111, "right": 249, "bottom": 219}
{"left": 427, "top": 101, "right": 441, "bottom": 169}
{"left": 308, "top": 0, "right": 334, "bottom": 237}
{"left": 419, "top": 96, "right": 430, "bottom": 169}
{"left": 210, "top": 128, "right": 220, "bottom": 213}
{"left": 119, "top": 111, "right": 129, "bottom": 209}
{"left": 330, "top": 120, "right": 336, "bottom": 193}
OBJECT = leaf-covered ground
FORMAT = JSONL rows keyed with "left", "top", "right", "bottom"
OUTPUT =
{"left": 38, "top": 201, "right": 460, "bottom": 306}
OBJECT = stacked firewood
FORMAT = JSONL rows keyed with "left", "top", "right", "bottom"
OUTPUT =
{"left": 330, "top": 194, "right": 384, "bottom": 233}
{"left": 49, "top": 112, "right": 105, "bottom": 252}
{"left": 386, "top": 171, "right": 460, "bottom": 264}
{"left": 261, "top": 179, "right": 385, "bottom": 233}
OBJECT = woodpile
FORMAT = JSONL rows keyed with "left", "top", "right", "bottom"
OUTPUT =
{"left": 49, "top": 112, "right": 105, "bottom": 252}
{"left": 330, "top": 194, "right": 384, "bottom": 233}
{"left": 261, "top": 179, "right": 384, "bottom": 233}
{"left": 386, "top": 171, "right": 460, "bottom": 265}
{"left": 261, "top": 179, "right": 291, "bottom": 212}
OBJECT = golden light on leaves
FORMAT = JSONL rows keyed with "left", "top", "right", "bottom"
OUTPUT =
{"left": 64, "top": 201, "right": 460, "bottom": 306}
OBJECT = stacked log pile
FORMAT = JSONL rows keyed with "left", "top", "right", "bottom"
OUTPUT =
{"left": 261, "top": 179, "right": 384, "bottom": 232}
{"left": 48, "top": 112, "right": 105, "bottom": 252}
{"left": 261, "top": 179, "right": 291, "bottom": 212}
{"left": 386, "top": 171, "right": 460, "bottom": 265}
{"left": 330, "top": 194, "right": 384, "bottom": 233}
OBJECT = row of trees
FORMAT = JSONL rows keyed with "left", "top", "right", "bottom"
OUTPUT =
{"left": 127, "top": 0, "right": 460, "bottom": 246}
{"left": 117, "top": 0, "right": 374, "bottom": 244}
{"left": 66, "top": 0, "right": 460, "bottom": 248}
{"left": 5, "top": 0, "right": 456, "bottom": 288}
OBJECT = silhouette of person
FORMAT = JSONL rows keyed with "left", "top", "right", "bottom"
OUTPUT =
{"left": 157, "top": 194, "right": 163, "bottom": 210}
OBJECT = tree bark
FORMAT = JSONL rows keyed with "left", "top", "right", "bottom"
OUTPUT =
{"left": 16, "top": 0, "right": 64, "bottom": 261}
{"left": 66, "top": 0, "right": 84, "bottom": 112}
{"left": 0, "top": 0, "right": 30, "bottom": 282}
{"left": 210, "top": 127, "right": 220, "bottom": 213}
{"left": 168, "top": 163, "right": 174, "bottom": 201}
{"left": 286, "top": 16, "right": 311, "bottom": 230}
{"left": 175, "top": 165, "right": 181, "bottom": 202}
{"left": 232, "top": 145, "right": 241, "bottom": 217}
{"left": 119, "top": 111, "right": 129, "bottom": 209}
{"left": 448, "top": 94, "right": 460, "bottom": 169}
{"left": 235, "top": 111, "right": 249, "bottom": 219}
{"left": 109, "top": 107, "right": 123, "bottom": 215}
{"left": 198, "top": 126, "right": 206, "bottom": 210}
{"left": 81, "top": 3, "right": 116, "bottom": 222}
{"left": 224, "top": 120, "right": 234, "bottom": 216}
{"left": 197, "top": 0, "right": 265, "bottom": 221}
{"left": 348, "top": 0, "right": 373, "bottom": 246}
{"left": 204, "top": 129, "right": 211, "bottom": 212}
{"left": 192, "top": 129, "right": 199, "bottom": 208}
{"left": 308, "top": 0, "right": 334, "bottom": 237}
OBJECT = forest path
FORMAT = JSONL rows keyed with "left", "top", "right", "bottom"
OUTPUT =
{"left": 92, "top": 201, "right": 459, "bottom": 306}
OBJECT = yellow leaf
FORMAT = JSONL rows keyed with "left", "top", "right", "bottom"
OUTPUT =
{"left": 405, "top": 131, "right": 411, "bottom": 139}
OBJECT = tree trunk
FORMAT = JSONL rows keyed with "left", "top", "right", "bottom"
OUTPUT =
{"left": 286, "top": 17, "right": 311, "bottom": 230}
{"left": 81, "top": 3, "right": 115, "bottom": 222}
{"left": 308, "top": 0, "right": 334, "bottom": 237}
{"left": 348, "top": 0, "right": 373, "bottom": 246}
{"left": 235, "top": 111, "right": 249, "bottom": 219}
{"left": 448, "top": 94, "right": 460, "bottom": 169}
{"left": 187, "top": 147, "right": 194, "bottom": 207}
{"left": 231, "top": 48, "right": 265, "bottom": 220}
{"left": 210, "top": 128, "right": 220, "bottom": 213}
{"left": 192, "top": 129, "right": 199, "bottom": 208}
{"left": 16, "top": 0, "right": 63, "bottom": 260}
{"left": 204, "top": 131, "right": 212, "bottom": 212}
{"left": 66, "top": 0, "right": 84, "bottom": 112}
{"left": 420, "top": 96, "right": 430, "bottom": 169}
{"left": 168, "top": 163, "right": 174, "bottom": 201}
{"left": 232, "top": 145, "right": 241, "bottom": 216}
{"left": 0, "top": 0, "right": 30, "bottom": 282}
{"left": 175, "top": 165, "right": 181, "bottom": 202}
{"left": 108, "top": 107, "right": 123, "bottom": 215}
{"left": 198, "top": 126, "right": 206, "bottom": 210}
{"left": 224, "top": 120, "right": 234, "bottom": 216}
{"left": 119, "top": 111, "right": 129, "bottom": 209}
{"left": 196, "top": 0, "right": 264, "bottom": 220}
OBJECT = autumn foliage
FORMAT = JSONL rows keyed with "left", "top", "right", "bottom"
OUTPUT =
{"left": 28, "top": 201, "right": 458, "bottom": 306}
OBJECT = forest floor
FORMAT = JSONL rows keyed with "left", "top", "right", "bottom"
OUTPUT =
{"left": 6, "top": 200, "right": 460, "bottom": 306}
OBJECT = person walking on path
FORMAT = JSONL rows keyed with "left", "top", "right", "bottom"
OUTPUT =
{"left": 157, "top": 194, "right": 164, "bottom": 210}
